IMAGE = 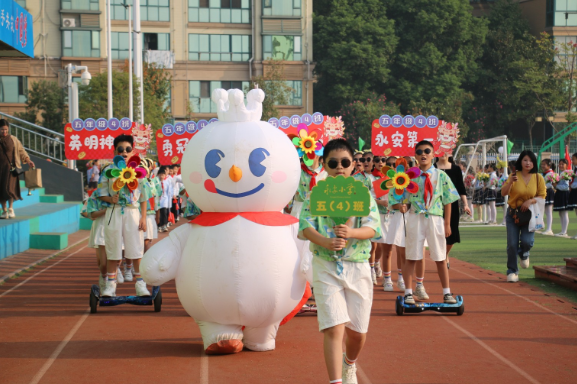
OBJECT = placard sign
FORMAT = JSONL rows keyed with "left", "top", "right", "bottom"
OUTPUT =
{"left": 269, "top": 113, "right": 341, "bottom": 145}
{"left": 371, "top": 115, "right": 440, "bottom": 157}
{"left": 65, "top": 118, "right": 136, "bottom": 160}
{"left": 310, "top": 176, "right": 371, "bottom": 225}
{"left": 155, "top": 118, "right": 218, "bottom": 165}
{"left": 0, "top": 0, "right": 33, "bottom": 58}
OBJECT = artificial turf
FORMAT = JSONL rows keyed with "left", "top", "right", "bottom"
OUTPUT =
{"left": 449, "top": 210, "right": 577, "bottom": 304}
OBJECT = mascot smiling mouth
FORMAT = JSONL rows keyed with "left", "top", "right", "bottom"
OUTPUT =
{"left": 204, "top": 179, "right": 265, "bottom": 198}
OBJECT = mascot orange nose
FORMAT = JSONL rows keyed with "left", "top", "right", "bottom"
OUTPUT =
{"left": 229, "top": 165, "right": 242, "bottom": 182}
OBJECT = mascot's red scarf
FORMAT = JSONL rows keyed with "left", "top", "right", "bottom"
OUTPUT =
{"left": 190, "top": 211, "right": 297, "bottom": 226}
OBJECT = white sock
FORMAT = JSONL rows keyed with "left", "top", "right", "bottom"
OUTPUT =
{"left": 489, "top": 201, "right": 496, "bottom": 222}
{"left": 561, "top": 210, "right": 570, "bottom": 234}
{"left": 443, "top": 288, "right": 451, "bottom": 295}
{"left": 405, "top": 288, "right": 413, "bottom": 295}
{"left": 545, "top": 205, "right": 553, "bottom": 231}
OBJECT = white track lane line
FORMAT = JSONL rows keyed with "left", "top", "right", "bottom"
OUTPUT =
{"left": 199, "top": 349, "right": 209, "bottom": 384}
{"left": 440, "top": 316, "right": 541, "bottom": 384}
{"left": 28, "top": 309, "right": 90, "bottom": 384}
{"left": 451, "top": 266, "right": 577, "bottom": 326}
{"left": 0, "top": 245, "right": 88, "bottom": 298}
{"left": 0, "top": 236, "right": 90, "bottom": 283}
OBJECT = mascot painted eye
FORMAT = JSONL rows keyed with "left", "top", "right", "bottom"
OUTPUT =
{"left": 205, "top": 149, "right": 225, "bottom": 178}
{"left": 248, "top": 148, "right": 270, "bottom": 177}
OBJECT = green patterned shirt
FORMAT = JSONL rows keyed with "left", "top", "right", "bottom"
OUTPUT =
{"left": 295, "top": 166, "right": 327, "bottom": 202}
{"left": 298, "top": 197, "right": 383, "bottom": 263}
{"left": 408, "top": 166, "right": 459, "bottom": 217}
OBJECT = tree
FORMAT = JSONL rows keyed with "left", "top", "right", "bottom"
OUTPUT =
{"left": 313, "top": 0, "right": 397, "bottom": 115}
{"left": 16, "top": 80, "right": 68, "bottom": 134}
{"left": 385, "top": 0, "right": 487, "bottom": 116}
{"left": 246, "top": 60, "right": 293, "bottom": 120}
{"left": 409, "top": 94, "right": 472, "bottom": 140}
{"left": 339, "top": 93, "right": 400, "bottom": 149}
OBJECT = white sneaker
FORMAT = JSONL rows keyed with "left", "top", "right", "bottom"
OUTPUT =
{"left": 116, "top": 268, "right": 124, "bottom": 284}
{"left": 8, "top": 208, "right": 15, "bottom": 218}
{"left": 572, "top": 235, "right": 577, "bottom": 240}
{"left": 375, "top": 264, "right": 383, "bottom": 278}
{"left": 542, "top": 230, "right": 554, "bottom": 236}
{"left": 415, "top": 284, "right": 429, "bottom": 300}
{"left": 555, "top": 233, "right": 570, "bottom": 238}
{"left": 383, "top": 281, "right": 394, "bottom": 292}
{"left": 397, "top": 279, "right": 405, "bottom": 290}
{"left": 0, "top": 210, "right": 7, "bottom": 219}
{"left": 342, "top": 355, "right": 358, "bottom": 384}
{"left": 520, "top": 257, "right": 530, "bottom": 269}
{"left": 507, "top": 273, "right": 519, "bottom": 283}
{"left": 124, "top": 268, "right": 133, "bottom": 282}
{"left": 371, "top": 268, "right": 377, "bottom": 285}
{"left": 135, "top": 280, "right": 151, "bottom": 296}
{"left": 98, "top": 275, "right": 107, "bottom": 293}
{"left": 102, "top": 279, "right": 117, "bottom": 297}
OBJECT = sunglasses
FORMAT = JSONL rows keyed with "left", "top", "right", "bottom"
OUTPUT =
{"left": 353, "top": 158, "right": 361, "bottom": 162}
{"left": 117, "top": 146, "right": 133, "bottom": 154}
{"left": 415, "top": 148, "right": 432, "bottom": 155}
{"left": 327, "top": 158, "right": 352, "bottom": 169}
{"left": 362, "top": 157, "right": 372, "bottom": 162}
{"left": 374, "top": 158, "right": 384, "bottom": 163}
{"left": 386, "top": 162, "right": 396, "bottom": 167}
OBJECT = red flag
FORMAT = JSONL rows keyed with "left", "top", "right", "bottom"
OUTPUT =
{"left": 566, "top": 145, "right": 571, "bottom": 164}
{"left": 372, "top": 177, "right": 390, "bottom": 198}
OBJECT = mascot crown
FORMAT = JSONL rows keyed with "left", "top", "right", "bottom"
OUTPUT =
{"left": 211, "top": 87, "right": 265, "bottom": 123}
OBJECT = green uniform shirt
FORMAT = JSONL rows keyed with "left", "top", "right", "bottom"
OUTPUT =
{"left": 408, "top": 166, "right": 459, "bottom": 217}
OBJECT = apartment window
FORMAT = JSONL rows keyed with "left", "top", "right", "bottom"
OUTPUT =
{"left": 263, "top": 35, "right": 301, "bottom": 61}
{"left": 63, "top": 30, "right": 100, "bottom": 57}
{"left": 144, "top": 33, "right": 170, "bottom": 50}
{"left": 263, "top": 0, "right": 301, "bottom": 17}
{"left": 61, "top": 0, "right": 99, "bottom": 11}
{"left": 189, "top": 80, "right": 249, "bottom": 113}
{"left": 188, "top": 0, "right": 251, "bottom": 23}
{"left": 111, "top": 32, "right": 130, "bottom": 59}
{"left": 111, "top": 0, "right": 170, "bottom": 21}
{"left": 547, "top": 0, "right": 577, "bottom": 27}
{"left": 0, "top": 76, "right": 27, "bottom": 103}
{"left": 188, "top": 34, "right": 251, "bottom": 61}
{"left": 266, "top": 80, "right": 301, "bottom": 106}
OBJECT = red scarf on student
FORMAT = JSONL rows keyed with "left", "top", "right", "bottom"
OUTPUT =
{"left": 301, "top": 163, "right": 323, "bottom": 191}
{"left": 422, "top": 172, "right": 434, "bottom": 207}
{"left": 372, "top": 168, "right": 385, "bottom": 179}
{"left": 190, "top": 211, "right": 298, "bottom": 227}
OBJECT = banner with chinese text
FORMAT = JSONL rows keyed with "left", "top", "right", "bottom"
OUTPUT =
{"left": 0, "top": 0, "right": 33, "bottom": 57}
{"left": 65, "top": 118, "right": 137, "bottom": 160}
{"left": 156, "top": 119, "right": 218, "bottom": 165}
{"left": 268, "top": 113, "right": 344, "bottom": 145}
{"left": 371, "top": 115, "right": 440, "bottom": 157}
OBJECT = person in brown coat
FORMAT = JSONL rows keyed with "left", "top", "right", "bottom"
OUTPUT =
{"left": 0, "top": 119, "right": 35, "bottom": 219}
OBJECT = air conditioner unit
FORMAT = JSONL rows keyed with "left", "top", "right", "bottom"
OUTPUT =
{"left": 62, "top": 18, "right": 76, "bottom": 28}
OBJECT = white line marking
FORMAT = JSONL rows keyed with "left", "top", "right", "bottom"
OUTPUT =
{"left": 440, "top": 316, "right": 541, "bottom": 384}
{"left": 199, "top": 349, "right": 209, "bottom": 384}
{"left": 451, "top": 266, "right": 577, "bottom": 326}
{"left": 28, "top": 309, "right": 90, "bottom": 384}
{"left": 356, "top": 363, "right": 372, "bottom": 384}
{"left": 0, "top": 245, "right": 88, "bottom": 298}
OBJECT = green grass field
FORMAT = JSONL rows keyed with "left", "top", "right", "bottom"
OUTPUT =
{"left": 449, "top": 210, "right": 577, "bottom": 303}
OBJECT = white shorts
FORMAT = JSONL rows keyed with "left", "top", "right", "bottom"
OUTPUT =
{"left": 385, "top": 211, "right": 407, "bottom": 247}
{"left": 88, "top": 215, "right": 105, "bottom": 249}
{"left": 144, "top": 214, "right": 158, "bottom": 240}
{"left": 373, "top": 213, "right": 389, "bottom": 243}
{"left": 104, "top": 207, "right": 144, "bottom": 261}
{"left": 405, "top": 213, "right": 446, "bottom": 262}
{"left": 313, "top": 257, "right": 373, "bottom": 333}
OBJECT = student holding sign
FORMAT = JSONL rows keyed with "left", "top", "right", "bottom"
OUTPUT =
{"left": 299, "top": 139, "right": 382, "bottom": 384}
{"left": 402, "top": 140, "right": 460, "bottom": 305}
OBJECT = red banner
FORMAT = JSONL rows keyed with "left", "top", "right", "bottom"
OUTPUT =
{"left": 371, "top": 115, "right": 441, "bottom": 157}
{"left": 268, "top": 113, "right": 344, "bottom": 145}
{"left": 64, "top": 121, "right": 135, "bottom": 160}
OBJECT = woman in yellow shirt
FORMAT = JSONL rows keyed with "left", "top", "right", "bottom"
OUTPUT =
{"left": 501, "top": 151, "right": 546, "bottom": 283}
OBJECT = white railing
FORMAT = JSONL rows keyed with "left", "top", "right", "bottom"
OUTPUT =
{"left": 0, "top": 112, "right": 66, "bottom": 164}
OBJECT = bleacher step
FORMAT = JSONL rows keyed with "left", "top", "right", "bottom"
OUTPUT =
{"left": 39, "top": 195, "right": 64, "bottom": 203}
{"left": 30, "top": 232, "right": 68, "bottom": 250}
{"left": 564, "top": 258, "right": 577, "bottom": 268}
{"left": 534, "top": 265, "right": 577, "bottom": 291}
{"left": 12, "top": 188, "right": 45, "bottom": 209}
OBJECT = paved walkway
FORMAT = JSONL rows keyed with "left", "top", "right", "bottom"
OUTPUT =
{"left": 1, "top": 222, "right": 576, "bottom": 384}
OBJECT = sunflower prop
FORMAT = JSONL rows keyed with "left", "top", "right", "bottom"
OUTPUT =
{"left": 289, "top": 123, "right": 324, "bottom": 166}
{"left": 104, "top": 155, "right": 147, "bottom": 192}
{"left": 380, "top": 158, "right": 421, "bottom": 200}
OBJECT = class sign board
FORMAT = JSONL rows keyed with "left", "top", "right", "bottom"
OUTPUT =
{"left": 310, "top": 176, "right": 371, "bottom": 225}
{"left": 156, "top": 118, "right": 218, "bottom": 165}
{"left": 371, "top": 115, "right": 441, "bottom": 157}
{"left": 65, "top": 118, "right": 137, "bottom": 160}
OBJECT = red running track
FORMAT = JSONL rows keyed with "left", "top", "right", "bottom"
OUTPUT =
{"left": 1, "top": 225, "right": 576, "bottom": 384}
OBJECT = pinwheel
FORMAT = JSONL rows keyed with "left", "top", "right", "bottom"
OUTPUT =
{"left": 289, "top": 123, "right": 324, "bottom": 166}
{"left": 105, "top": 155, "right": 147, "bottom": 192}
{"left": 380, "top": 158, "right": 421, "bottom": 201}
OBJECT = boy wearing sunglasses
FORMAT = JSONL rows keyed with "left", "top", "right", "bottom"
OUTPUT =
{"left": 98, "top": 135, "right": 150, "bottom": 297}
{"left": 401, "top": 140, "right": 459, "bottom": 305}
{"left": 299, "top": 139, "right": 382, "bottom": 384}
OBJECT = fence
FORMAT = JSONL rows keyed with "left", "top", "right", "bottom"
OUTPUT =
{"left": 0, "top": 112, "right": 66, "bottom": 164}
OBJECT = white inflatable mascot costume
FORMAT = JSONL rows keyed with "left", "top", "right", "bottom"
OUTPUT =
{"left": 141, "top": 88, "right": 309, "bottom": 355}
